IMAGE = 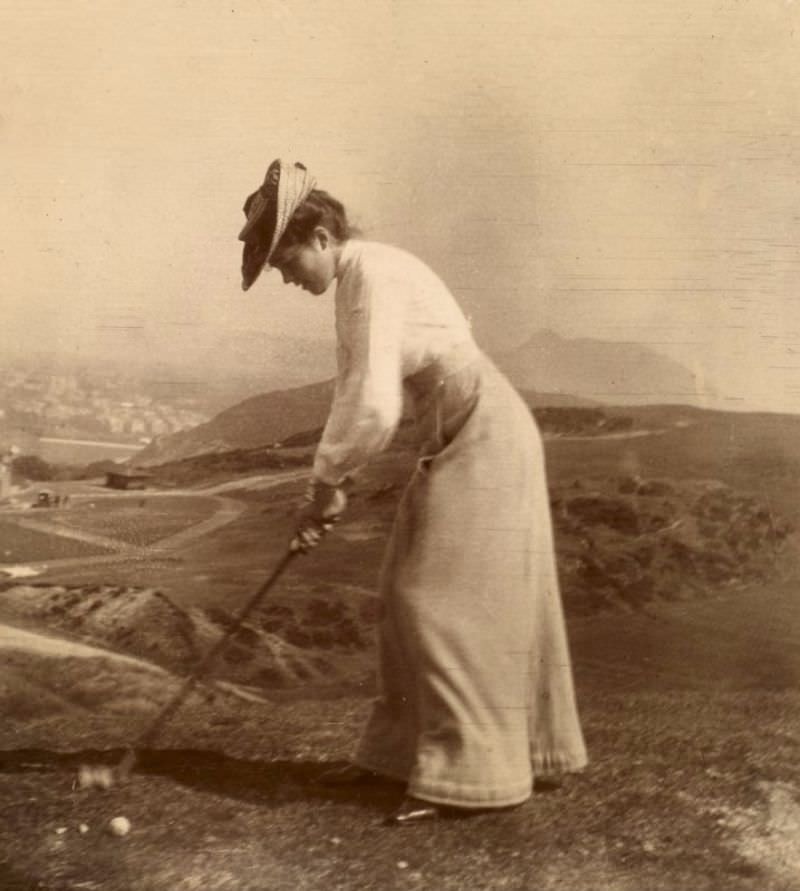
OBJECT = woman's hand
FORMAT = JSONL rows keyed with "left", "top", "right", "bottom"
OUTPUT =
{"left": 291, "top": 479, "right": 348, "bottom": 553}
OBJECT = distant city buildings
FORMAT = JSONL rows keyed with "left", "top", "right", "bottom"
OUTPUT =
{"left": 0, "top": 365, "right": 209, "bottom": 445}
{"left": 0, "top": 461, "right": 11, "bottom": 500}
{"left": 0, "top": 445, "right": 19, "bottom": 500}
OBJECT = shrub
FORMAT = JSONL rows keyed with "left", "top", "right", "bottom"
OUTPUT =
{"left": 11, "top": 454, "right": 53, "bottom": 482}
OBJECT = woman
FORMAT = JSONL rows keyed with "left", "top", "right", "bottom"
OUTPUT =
{"left": 238, "top": 159, "right": 587, "bottom": 824}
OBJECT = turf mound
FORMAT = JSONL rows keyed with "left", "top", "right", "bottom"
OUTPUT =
{"left": 552, "top": 477, "right": 794, "bottom": 612}
{"left": 0, "top": 584, "right": 352, "bottom": 689}
{"left": 1, "top": 648, "right": 170, "bottom": 722}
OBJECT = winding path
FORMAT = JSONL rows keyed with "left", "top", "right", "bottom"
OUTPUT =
{"left": 0, "top": 468, "right": 309, "bottom": 573}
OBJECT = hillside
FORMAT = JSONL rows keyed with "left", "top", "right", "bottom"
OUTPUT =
{"left": 496, "top": 329, "right": 712, "bottom": 406}
{"left": 518, "top": 388, "right": 599, "bottom": 408}
{"left": 132, "top": 329, "right": 710, "bottom": 467}
{"left": 135, "top": 377, "right": 597, "bottom": 467}
{"left": 136, "top": 380, "right": 335, "bottom": 466}
{"left": 1, "top": 404, "right": 800, "bottom": 891}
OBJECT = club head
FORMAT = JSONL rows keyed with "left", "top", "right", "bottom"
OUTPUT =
{"left": 77, "top": 764, "right": 114, "bottom": 791}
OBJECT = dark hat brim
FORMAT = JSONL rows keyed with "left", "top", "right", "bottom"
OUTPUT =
{"left": 241, "top": 239, "right": 272, "bottom": 292}
{"left": 237, "top": 159, "right": 314, "bottom": 291}
{"left": 238, "top": 181, "right": 278, "bottom": 290}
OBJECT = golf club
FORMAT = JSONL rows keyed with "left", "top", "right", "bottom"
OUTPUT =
{"left": 79, "top": 544, "right": 299, "bottom": 788}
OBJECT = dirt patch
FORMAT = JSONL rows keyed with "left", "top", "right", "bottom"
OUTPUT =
{"left": 716, "top": 781, "right": 800, "bottom": 885}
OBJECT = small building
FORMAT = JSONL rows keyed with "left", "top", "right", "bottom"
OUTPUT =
{"left": 105, "top": 467, "right": 152, "bottom": 490}
{"left": 35, "top": 488, "right": 55, "bottom": 507}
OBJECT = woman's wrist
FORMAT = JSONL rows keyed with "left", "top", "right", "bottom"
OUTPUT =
{"left": 304, "top": 477, "right": 348, "bottom": 520}
{"left": 307, "top": 475, "right": 347, "bottom": 500}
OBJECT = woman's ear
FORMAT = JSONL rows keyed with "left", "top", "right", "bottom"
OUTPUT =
{"left": 313, "top": 226, "right": 331, "bottom": 251}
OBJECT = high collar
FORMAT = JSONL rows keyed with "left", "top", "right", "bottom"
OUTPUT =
{"left": 335, "top": 239, "right": 362, "bottom": 282}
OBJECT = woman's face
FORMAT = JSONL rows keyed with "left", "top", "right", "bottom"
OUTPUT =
{"left": 271, "top": 230, "right": 337, "bottom": 296}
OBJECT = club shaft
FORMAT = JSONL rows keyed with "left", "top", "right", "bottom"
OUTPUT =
{"left": 134, "top": 549, "right": 297, "bottom": 751}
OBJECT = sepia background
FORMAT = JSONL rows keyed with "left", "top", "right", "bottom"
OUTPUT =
{"left": 2, "top": 0, "right": 799, "bottom": 411}
{"left": 2, "top": 4, "right": 800, "bottom": 890}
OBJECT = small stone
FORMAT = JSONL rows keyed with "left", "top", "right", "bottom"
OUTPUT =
{"left": 330, "top": 836, "right": 342, "bottom": 845}
{"left": 55, "top": 827, "right": 67, "bottom": 835}
{"left": 79, "top": 824, "right": 89, "bottom": 834}
{"left": 397, "top": 861, "right": 409, "bottom": 869}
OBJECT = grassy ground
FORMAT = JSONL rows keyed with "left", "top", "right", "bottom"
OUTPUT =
{"left": 1, "top": 579, "right": 799, "bottom": 891}
{"left": 0, "top": 521, "right": 112, "bottom": 563}
{"left": 2, "top": 407, "right": 800, "bottom": 889}
{"left": 43, "top": 496, "right": 219, "bottom": 548}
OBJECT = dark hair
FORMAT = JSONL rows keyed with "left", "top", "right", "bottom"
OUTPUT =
{"left": 275, "top": 189, "right": 357, "bottom": 253}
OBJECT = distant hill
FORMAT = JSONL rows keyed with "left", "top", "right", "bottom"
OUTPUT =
{"left": 136, "top": 380, "right": 335, "bottom": 465}
{"left": 137, "top": 379, "right": 597, "bottom": 465}
{"left": 137, "top": 330, "right": 706, "bottom": 465}
{"left": 518, "top": 389, "right": 599, "bottom": 409}
{"left": 496, "top": 329, "right": 712, "bottom": 406}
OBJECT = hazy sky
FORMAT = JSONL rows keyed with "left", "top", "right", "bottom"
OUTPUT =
{"left": 2, "top": 0, "right": 800, "bottom": 411}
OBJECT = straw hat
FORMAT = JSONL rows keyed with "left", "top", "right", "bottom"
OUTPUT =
{"left": 238, "top": 159, "right": 316, "bottom": 291}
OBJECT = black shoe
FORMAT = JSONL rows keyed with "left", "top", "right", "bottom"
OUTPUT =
{"left": 533, "top": 774, "right": 565, "bottom": 792}
{"left": 384, "top": 797, "right": 445, "bottom": 825}
{"left": 385, "top": 796, "right": 501, "bottom": 825}
{"left": 385, "top": 795, "right": 525, "bottom": 825}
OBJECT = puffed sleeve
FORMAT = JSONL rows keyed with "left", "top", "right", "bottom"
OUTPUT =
{"left": 311, "top": 260, "right": 405, "bottom": 486}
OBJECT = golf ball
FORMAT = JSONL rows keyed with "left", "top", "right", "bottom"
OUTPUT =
{"left": 108, "top": 817, "right": 131, "bottom": 837}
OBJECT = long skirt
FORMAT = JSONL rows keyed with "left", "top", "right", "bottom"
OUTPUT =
{"left": 354, "top": 354, "right": 588, "bottom": 808}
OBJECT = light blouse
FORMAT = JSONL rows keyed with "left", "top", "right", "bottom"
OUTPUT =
{"left": 312, "top": 240, "right": 475, "bottom": 486}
